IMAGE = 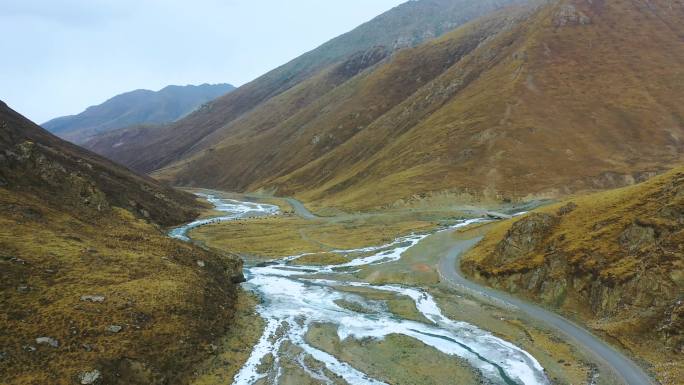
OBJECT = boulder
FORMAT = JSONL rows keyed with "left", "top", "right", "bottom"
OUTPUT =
{"left": 36, "top": 337, "right": 59, "bottom": 348}
{"left": 80, "top": 295, "right": 105, "bottom": 303}
{"left": 17, "top": 285, "right": 30, "bottom": 294}
{"left": 79, "top": 370, "right": 101, "bottom": 385}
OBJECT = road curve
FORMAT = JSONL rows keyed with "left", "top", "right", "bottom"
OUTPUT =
{"left": 437, "top": 238, "right": 656, "bottom": 385}
{"left": 285, "top": 197, "right": 316, "bottom": 219}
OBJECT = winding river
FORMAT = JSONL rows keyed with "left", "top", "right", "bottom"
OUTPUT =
{"left": 170, "top": 194, "right": 552, "bottom": 385}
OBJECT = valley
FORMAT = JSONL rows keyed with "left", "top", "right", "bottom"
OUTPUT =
{"left": 2, "top": 0, "right": 682, "bottom": 383}
{"left": 173, "top": 191, "right": 661, "bottom": 385}
{"left": 87, "top": 0, "right": 684, "bottom": 212}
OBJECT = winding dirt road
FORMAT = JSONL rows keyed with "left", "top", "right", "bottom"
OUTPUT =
{"left": 437, "top": 238, "right": 656, "bottom": 385}
{"left": 285, "top": 197, "right": 316, "bottom": 219}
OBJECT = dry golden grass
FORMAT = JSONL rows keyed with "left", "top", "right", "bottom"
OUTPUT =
{"left": 0, "top": 189, "right": 242, "bottom": 385}
{"left": 190, "top": 214, "right": 437, "bottom": 259}
{"left": 305, "top": 324, "right": 481, "bottom": 385}
{"left": 190, "top": 217, "right": 322, "bottom": 258}
{"left": 292, "top": 0, "right": 684, "bottom": 210}
{"left": 149, "top": 0, "right": 684, "bottom": 213}
{"left": 462, "top": 167, "right": 684, "bottom": 383}
{"left": 0, "top": 94, "right": 248, "bottom": 384}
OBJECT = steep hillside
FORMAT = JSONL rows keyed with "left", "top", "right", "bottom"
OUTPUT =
{"left": 0, "top": 101, "right": 244, "bottom": 384}
{"left": 153, "top": 2, "right": 540, "bottom": 196}
{"left": 1, "top": 102, "right": 202, "bottom": 226}
{"left": 43, "top": 83, "right": 234, "bottom": 144}
{"left": 84, "top": 0, "right": 526, "bottom": 173}
{"left": 461, "top": 167, "right": 684, "bottom": 384}
{"left": 150, "top": 0, "right": 682, "bottom": 211}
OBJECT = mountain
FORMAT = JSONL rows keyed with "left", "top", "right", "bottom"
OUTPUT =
{"left": 0, "top": 101, "right": 243, "bottom": 384}
{"left": 461, "top": 167, "right": 684, "bottom": 383}
{"left": 87, "top": 0, "right": 684, "bottom": 212}
{"left": 42, "top": 83, "right": 235, "bottom": 144}
{"left": 83, "top": 0, "right": 527, "bottom": 176}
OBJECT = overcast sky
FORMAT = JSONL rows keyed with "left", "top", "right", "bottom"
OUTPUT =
{"left": 0, "top": 0, "right": 405, "bottom": 123}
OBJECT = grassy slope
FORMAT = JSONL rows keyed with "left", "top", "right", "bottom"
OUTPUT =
{"left": 0, "top": 101, "right": 203, "bottom": 227}
{"left": 283, "top": 0, "right": 684, "bottom": 210}
{"left": 155, "top": 5, "right": 530, "bottom": 194}
{"left": 462, "top": 167, "right": 684, "bottom": 383}
{"left": 0, "top": 102, "right": 244, "bottom": 384}
{"left": 85, "top": 0, "right": 525, "bottom": 174}
{"left": 155, "top": 0, "right": 684, "bottom": 212}
{"left": 0, "top": 193, "right": 241, "bottom": 385}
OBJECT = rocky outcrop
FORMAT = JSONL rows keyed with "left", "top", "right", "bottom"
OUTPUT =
{"left": 2, "top": 141, "right": 110, "bottom": 213}
{"left": 491, "top": 213, "right": 558, "bottom": 266}
{"left": 463, "top": 168, "right": 684, "bottom": 377}
{"left": 553, "top": 4, "right": 591, "bottom": 26}
{"left": 330, "top": 46, "right": 389, "bottom": 80}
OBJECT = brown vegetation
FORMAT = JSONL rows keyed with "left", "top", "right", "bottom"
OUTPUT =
{"left": 462, "top": 167, "right": 684, "bottom": 383}
{"left": 0, "top": 102, "right": 244, "bottom": 384}
{"left": 190, "top": 214, "right": 436, "bottom": 259}
{"left": 89, "top": 0, "right": 682, "bottom": 212}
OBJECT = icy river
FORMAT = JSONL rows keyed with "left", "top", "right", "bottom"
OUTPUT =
{"left": 170, "top": 194, "right": 550, "bottom": 385}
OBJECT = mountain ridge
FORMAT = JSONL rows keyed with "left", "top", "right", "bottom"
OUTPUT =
{"left": 87, "top": 0, "right": 684, "bottom": 212}
{"left": 83, "top": 0, "right": 527, "bottom": 174}
{"left": 158, "top": 0, "right": 684, "bottom": 211}
{"left": 0, "top": 100, "right": 245, "bottom": 384}
{"left": 42, "top": 83, "right": 235, "bottom": 144}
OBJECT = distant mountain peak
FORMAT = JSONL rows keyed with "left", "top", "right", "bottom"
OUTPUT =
{"left": 84, "top": 0, "right": 527, "bottom": 175}
{"left": 42, "top": 83, "right": 235, "bottom": 144}
{"left": 85, "top": 0, "right": 684, "bottom": 212}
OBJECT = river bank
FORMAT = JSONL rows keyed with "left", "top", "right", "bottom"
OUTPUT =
{"left": 171, "top": 191, "right": 635, "bottom": 385}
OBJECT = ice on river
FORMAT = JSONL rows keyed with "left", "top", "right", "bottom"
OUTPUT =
{"left": 173, "top": 194, "right": 550, "bottom": 385}
{"left": 235, "top": 265, "right": 550, "bottom": 385}
{"left": 168, "top": 194, "right": 279, "bottom": 241}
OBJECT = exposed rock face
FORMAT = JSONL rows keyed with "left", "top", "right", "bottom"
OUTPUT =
{"left": 660, "top": 300, "right": 684, "bottom": 351}
{"left": 618, "top": 222, "right": 656, "bottom": 253}
{"left": 553, "top": 4, "right": 591, "bottom": 26}
{"left": 80, "top": 295, "right": 106, "bottom": 303}
{"left": 463, "top": 168, "right": 684, "bottom": 381}
{"left": 35, "top": 337, "right": 59, "bottom": 348}
{"left": 3, "top": 141, "right": 110, "bottom": 212}
{"left": 331, "top": 46, "right": 389, "bottom": 80}
{"left": 556, "top": 202, "right": 577, "bottom": 216}
{"left": 492, "top": 213, "right": 558, "bottom": 265}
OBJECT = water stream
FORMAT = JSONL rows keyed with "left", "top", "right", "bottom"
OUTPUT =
{"left": 170, "top": 194, "right": 550, "bottom": 385}
{"left": 169, "top": 194, "right": 280, "bottom": 241}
